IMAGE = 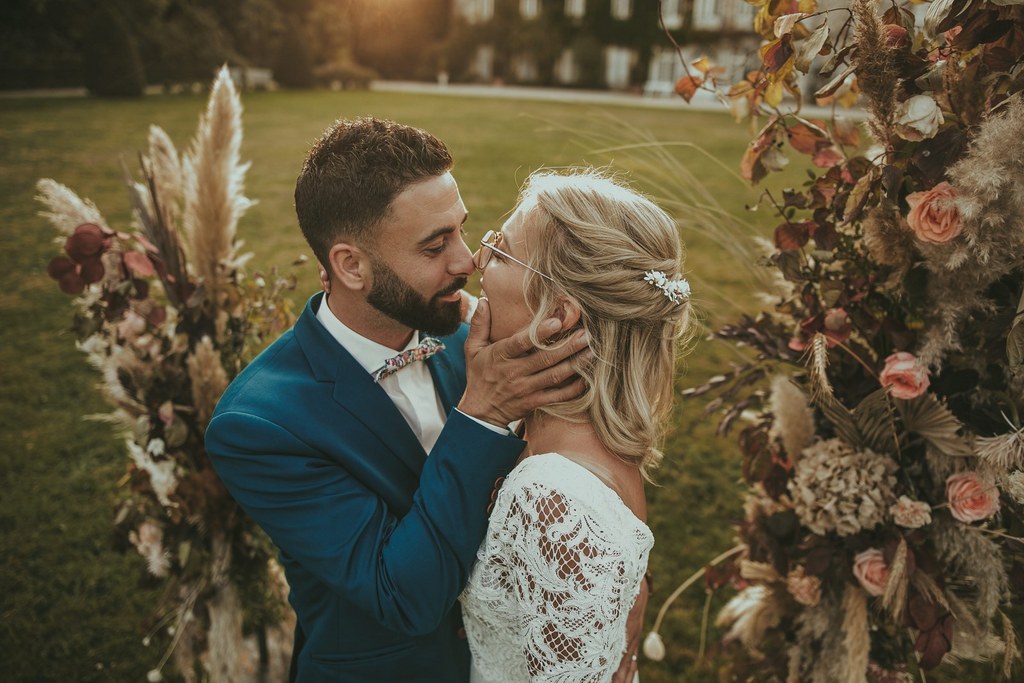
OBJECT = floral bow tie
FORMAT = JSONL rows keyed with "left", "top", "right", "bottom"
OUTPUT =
{"left": 371, "top": 337, "right": 446, "bottom": 383}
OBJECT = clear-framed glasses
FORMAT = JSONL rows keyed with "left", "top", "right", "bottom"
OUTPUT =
{"left": 473, "top": 230, "right": 554, "bottom": 281}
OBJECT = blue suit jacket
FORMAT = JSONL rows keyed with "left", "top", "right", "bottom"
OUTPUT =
{"left": 206, "top": 293, "right": 525, "bottom": 682}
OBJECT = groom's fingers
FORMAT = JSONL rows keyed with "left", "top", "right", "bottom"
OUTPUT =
{"left": 493, "top": 317, "right": 564, "bottom": 360}
{"left": 464, "top": 297, "right": 492, "bottom": 356}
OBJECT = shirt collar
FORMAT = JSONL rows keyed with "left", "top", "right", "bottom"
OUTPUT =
{"left": 315, "top": 296, "right": 420, "bottom": 376}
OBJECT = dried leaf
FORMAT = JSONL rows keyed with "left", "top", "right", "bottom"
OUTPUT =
{"left": 123, "top": 250, "right": 157, "bottom": 277}
{"left": 775, "top": 221, "right": 811, "bottom": 251}
{"left": 675, "top": 75, "right": 704, "bottom": 103}
{"left": 761, "top": 35, "right": 795, "bottom": 74}
{"left": 853, "top": 387, "right": 898, "bottom": 455}
{"left": 787, "top": 121, "right": 827, "bottom": 155}
{"left": 897, "top": 394, "right": 973, "bottom": 456}
{"left": 774, "top": 12, "right": 808, "bottom": 38}
{"left": 843, "top": 172, "right": 875, "bottom": 223}
{"left": 1008, "top": 319, "right": 1024, "bottom": 366}
{"left": 795, "top": 21, "right": 830, "bottom": 73}
{"left": 815, "top": 64, "right": 856, "bottom": 99}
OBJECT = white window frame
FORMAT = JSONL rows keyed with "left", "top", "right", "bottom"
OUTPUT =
{"left": 611, "top": 0, "right": 632, "bottom": 20}
{"left": 660, "top": 0, "right": 683, "bottom": 29}
{"left": 565, "top": 0, "right": 585, "bottom": 18}
{"left": 521, "top": 0, "right": 540, "bottom": 19}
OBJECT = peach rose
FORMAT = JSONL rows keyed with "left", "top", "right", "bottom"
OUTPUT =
{"left": 906, "top": 181, "right": 962, "bottom": 244}
{"left": 879, "top": 352, "right": 930, "bottom": 400}
{"left": 946, "top": 472, "right": 1000, "bottom": 523}
{"left": 786, "top": 566, "right": 822, "bottom": 606}
{"left": 891, "top": 495, "right": 932, "bottom": 529}
{"left": 853, "top": 548, "right": 889, "bottom": 597}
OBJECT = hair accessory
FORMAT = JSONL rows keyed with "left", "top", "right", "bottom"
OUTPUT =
{"left": 372, "top": 337, "right": 446, "bottom": 383}
{"left": 643, "top": 270, "right": 691, "bottom": 304}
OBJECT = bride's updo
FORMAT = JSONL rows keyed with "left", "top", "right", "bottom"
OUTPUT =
{"left": 516, "top": 169, "right": 694, "bottom": 476}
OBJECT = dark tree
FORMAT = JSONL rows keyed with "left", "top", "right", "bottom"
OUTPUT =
{"left": 82, "top": 5, "right": 146, "bottom": 97}
{"left": 273, "top": 18, "right": 315, "bottom": 88}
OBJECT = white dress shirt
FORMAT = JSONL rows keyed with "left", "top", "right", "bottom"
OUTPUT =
{"left": 317, "top": 300, "right": 447, "bottom": 452}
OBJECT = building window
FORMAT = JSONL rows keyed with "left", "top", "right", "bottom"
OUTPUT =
{"left": 611, "top": 0, "right": 631, "bottom": 20}
{"left": 459, "top": 0, "right": 494, "bottom": 23}
{"left": 512, "top": 54, "right": 540, "bottom": 82}
{"left": 605, "top": 46, "right": 633, "bottom": 88}
{"left": 521, "top": 0, "right": 540, "bottom": 19}
{"left": 565, "top": 0, "right": 585, "bottom": 18}
{"left": 472, "top": 45, "right": 495, "bottom": 81}
{"left": 693, "top": 0, "right": 722, "bottom": 31}
{"left": 660, "top": 0, "right": 683, "bottom": 29}
{"left": 554, "top": 49, "right": 579, "bottom": 84}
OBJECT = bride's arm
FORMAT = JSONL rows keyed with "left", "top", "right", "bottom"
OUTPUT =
{"left": 503, "top": 485, "right": 646, "bottom": 682}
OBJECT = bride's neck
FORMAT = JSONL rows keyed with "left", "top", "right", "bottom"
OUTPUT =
{"left": 523, "top": 412, "right": 608, "bottom": 459}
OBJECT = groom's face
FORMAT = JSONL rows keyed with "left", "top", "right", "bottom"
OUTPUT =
{"left": 366, "top": 172, "right": 473, "bottom": 336}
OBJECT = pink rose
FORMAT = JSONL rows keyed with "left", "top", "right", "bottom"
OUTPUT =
{"left": 946, "top": 472, "right": 1000, "bottom": 523}
{"left": 853, "top": 548, "right": 889, "bottom": 597}
{"left": 879, "top": 352, "right": 930, "bottom": 399}
{"left": 906, "top": 181, "right": 962, "bottom": 244}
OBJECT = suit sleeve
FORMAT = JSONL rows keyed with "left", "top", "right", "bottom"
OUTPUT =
{"left": 205, "top": 408, "right": 524, "bottom": 636}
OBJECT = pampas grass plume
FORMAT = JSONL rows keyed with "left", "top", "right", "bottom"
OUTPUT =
{"left": 36, "top": 178, "right": 109, "bottom": 235}
{"left": 187, "top": 336, "right": 229, "bottom": 428}
{"left": 840, "top": 585, "right": 869, "bottom": 683}
{"left": 147, "top": 125, "right": 183, "bottom": 231}
{"left": 770, "top": 376, "right": 815, "bottom": 461}
{"left": 184, "top": 65, "right": 254, "bottom": 297}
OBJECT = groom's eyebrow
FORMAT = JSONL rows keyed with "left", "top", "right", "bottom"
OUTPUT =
{"left": 416, "top": 213, "right": 469, "bottom": 247}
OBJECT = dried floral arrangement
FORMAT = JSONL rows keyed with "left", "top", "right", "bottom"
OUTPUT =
{"left": 38, "top": 68, "right": 297, "bottom": 682}
{"left": 647, "top": 0, "right": 1024, "bottom": 680}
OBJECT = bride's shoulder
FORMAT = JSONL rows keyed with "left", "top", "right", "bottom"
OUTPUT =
{"left": 505, "top": 454, "right": 650, "bottom": 531}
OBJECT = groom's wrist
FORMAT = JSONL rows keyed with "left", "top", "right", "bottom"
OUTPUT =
{"left": 454, "top": 408, "right": 518, "bottom": 438}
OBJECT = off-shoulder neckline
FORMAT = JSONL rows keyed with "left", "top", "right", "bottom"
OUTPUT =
{"left": 511, "top": 453, "right": 652, "bottom": 534}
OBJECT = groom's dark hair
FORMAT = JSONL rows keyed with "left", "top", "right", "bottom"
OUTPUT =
{"left": 295, "top": 116, "right": 453, "bottom": 267}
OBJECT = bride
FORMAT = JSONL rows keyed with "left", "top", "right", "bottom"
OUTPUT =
{"left": 460, "top": 169, "right": 692, "bottom": 682}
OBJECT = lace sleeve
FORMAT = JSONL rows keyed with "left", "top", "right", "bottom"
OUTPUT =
{"left": 502, "top": 481, "right": 641, "bottom": 682}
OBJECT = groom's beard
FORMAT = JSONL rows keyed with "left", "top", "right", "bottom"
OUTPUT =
{"left": 367, "top": 258, "right": 466, "bottom": 336}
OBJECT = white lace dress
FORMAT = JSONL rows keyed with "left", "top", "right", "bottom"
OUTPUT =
{"left": 460, "top": 453, "right": 653, "bottom": 683}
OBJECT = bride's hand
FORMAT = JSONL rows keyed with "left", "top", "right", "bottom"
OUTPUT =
{"left": 612, "top": 576, "right": 649, "bottom": 683}
{"left": 457, "top": 297, "right": 590, "bottom": 427}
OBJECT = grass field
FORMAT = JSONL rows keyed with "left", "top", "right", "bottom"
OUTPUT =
{"left": 0, "top": 89, "right": 992, "bottom": 682}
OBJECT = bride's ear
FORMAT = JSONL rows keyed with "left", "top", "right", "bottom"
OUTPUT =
{"left": 551, "top": 297, "right": 582, "bottom": 332}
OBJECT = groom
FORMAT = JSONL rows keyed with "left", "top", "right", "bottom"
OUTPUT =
{"left": 205, "top": 117, "right": 590, "bottom": 682}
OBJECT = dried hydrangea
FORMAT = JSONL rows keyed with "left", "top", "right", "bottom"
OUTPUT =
{"left": 1008, "top": 470, "right": 1024, "bottom": 505}
{"left": 788, "top": 439, "right": 897, "bottom": 536}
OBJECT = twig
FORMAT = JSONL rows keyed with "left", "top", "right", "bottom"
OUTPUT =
{"left": 649, "top": 544, "right": 746, "bottom": 635}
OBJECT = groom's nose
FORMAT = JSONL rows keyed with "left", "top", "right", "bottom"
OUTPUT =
{"left": 449, "top": 235, "right": 475, "bottom": 277}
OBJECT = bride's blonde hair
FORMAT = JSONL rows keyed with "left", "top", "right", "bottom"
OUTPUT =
{"left": 517, "top": 169, "right": 694, "bottom": 478}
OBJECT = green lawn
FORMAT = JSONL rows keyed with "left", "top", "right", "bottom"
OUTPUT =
{"left": 0, "top": 88, "right": 841, "bottom": 681}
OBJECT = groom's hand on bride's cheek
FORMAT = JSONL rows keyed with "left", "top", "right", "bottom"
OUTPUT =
{"left": 458, "top": 297, "right": 591, "bottom": 428}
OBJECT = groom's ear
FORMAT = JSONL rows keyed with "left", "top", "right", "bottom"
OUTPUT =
{"left": 328, "top": 241, "right": 369, "bottom": 292}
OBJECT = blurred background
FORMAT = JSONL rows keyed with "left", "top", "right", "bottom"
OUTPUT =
{"left": 0, "top": 1, "right": 881, "bottom": 682}
{"left": 0, "top": 0, "right": 763, "bottom": 97}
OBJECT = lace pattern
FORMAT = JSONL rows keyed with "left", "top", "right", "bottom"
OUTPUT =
{"left": 460, "top": 454, "right": 653, "bottom": 683}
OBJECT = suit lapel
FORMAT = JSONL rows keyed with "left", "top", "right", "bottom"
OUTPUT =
{"left": 427, "top": 350, "right": 460, "bottom": 415}
{"left": 295, "top": 294, "right": 427, "bottom": 478}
